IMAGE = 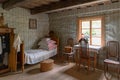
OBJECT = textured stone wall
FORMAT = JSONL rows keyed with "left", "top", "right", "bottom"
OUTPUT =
{"left": 48, "top": 2, "right": 120, "bottom": 67}
{"left": 0, "top": 4, "right": 49, "bottom": 49}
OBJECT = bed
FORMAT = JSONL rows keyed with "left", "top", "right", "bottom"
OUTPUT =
{"left": 25, "top": 48, "right": 57, "bottom": 64}
{"left": 19, "top": 35, "right": 59, "bottom": 71}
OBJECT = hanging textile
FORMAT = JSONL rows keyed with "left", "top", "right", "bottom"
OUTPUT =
{"left": 13, "top": 34, "right": 22, "bottom": 52}
{"left": 3, "top": 52, "right": 8, "bottom": 65}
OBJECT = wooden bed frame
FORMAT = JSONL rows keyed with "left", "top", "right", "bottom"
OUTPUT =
{"left": 19, "top": 36, "right": 59, "bottom": 72}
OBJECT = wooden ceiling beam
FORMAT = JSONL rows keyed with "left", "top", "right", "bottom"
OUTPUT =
{"left": 111, "top": 0, "right": 119, "bottom": 3}
{"left": 31, "top": 0, "right": 96, "bottom": 14}
{"left": 0, "top": 0, "right": 7, "bottom": 3}
{"left": 3, "top": 0, "right": 25, "bottom": 10}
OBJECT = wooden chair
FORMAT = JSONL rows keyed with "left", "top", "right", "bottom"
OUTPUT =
{"left": 78, "top": 38, "right": 90, "bottom": 70}
{"left": 78, "top": 38, "right": 97, "bottom": 71}
{"left": 104, "top": 41, "right": 120, "bottom": 80}
{"left": 64, "top": 38, "right": 75, "bottom": 63}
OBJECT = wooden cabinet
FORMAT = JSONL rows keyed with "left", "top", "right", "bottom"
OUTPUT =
{"left": 0, "top": 27, "right": 16, "bottom": 73}
{"left": 0, "top": 28, "right": 12, "bottom": 33}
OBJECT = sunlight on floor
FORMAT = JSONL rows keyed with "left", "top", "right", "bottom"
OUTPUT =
{"left": 0, "top": 62, "right": 119, "bottom": 80}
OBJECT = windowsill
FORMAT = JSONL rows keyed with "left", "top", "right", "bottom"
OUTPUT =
{"left": 74, "top": 44, "right": 102, "bottom": 50}
{"left": 89, "top": 45, "right": 101, "bottom": 50}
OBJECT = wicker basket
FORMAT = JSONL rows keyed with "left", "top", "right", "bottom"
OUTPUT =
{"left": 40, "top": 59, "right": 54, "bottom": 72}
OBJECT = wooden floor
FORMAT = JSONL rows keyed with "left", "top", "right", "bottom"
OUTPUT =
{"left": 0, "top": 58, "right": 119, "bottom": 80}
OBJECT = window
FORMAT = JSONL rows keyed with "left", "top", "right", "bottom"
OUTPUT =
{"left": 77, "top": 16, "right": 104, "bottom": 46}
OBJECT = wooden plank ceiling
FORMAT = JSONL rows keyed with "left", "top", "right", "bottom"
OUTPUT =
{"left": 0, "top": 0, "right": 7, "bottom": 3}
{"left": 1, "top": 0, "right": 120, "bottom": 14}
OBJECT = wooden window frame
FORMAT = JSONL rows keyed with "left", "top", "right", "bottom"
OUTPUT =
{"left": 77, "top": 16, "right": 105, "bottom": 46}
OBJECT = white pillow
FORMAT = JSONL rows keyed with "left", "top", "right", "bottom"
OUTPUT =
{"left": 38, "top": 38, "right": 50, "bottom": 50}
{"left": 38, "top": 38, "right": 50, "bottom": 46}
{"left": 39, "top": 45, "right": 49, "bottom": 50}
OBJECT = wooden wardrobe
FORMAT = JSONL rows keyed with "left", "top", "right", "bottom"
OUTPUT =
{"left": 0, "top": 27, "right": 16, "bottom": 73}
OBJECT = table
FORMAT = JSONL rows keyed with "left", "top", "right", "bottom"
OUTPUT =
{"left": 74, "top": 44, "right": 101, "bottom": 53}
{"left": 73, "top": 44, "right": 102, "bottom": 68}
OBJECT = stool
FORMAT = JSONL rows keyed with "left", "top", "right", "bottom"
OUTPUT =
{"left": 64, "top": 46, "right": 75, "bottom": 63}
{"left": 64, "top": 46, "right": 72, "bottom": 53}
{"left": 64, "top": 53, "right": 74, "bottom": 63}
{"left": 40, "top": 59, "right": 54, "bottom": 72}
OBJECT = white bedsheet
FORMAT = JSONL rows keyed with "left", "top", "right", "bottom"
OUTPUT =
{"left": 25, "top": 48, "right": 57, "bottom": 64}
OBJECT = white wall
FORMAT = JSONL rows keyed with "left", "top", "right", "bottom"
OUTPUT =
{"left": 48, "top": 2, "right": 120, "bottom": 67}
{"left": 0, "top": 4, "right": 49, "bottom": 49}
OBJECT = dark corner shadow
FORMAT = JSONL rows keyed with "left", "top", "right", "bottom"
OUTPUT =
{"left": 63, "top": 65, "right": 103, "bottom": 80}
{"left": 0, "top": 71, "right": 22, "bottom": 77}
{"left": 53, "top": 59, "right": 72, "bottom": 66}
{"left": 26, "top": 68, "right": 41, "bottom": 75}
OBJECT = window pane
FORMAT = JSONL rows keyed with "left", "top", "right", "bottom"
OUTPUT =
{"left": 92, "top": 29, "right": 101, "bottom": 37}
{"left": 82, "top": 29, "right": 90, "bottom": 37}
{"left": 82, "top": 21, "right": 90, "bottom": 28}
{"left": 80, "top": 17, "right": 103, "bottom": 46}
{"left": 92, "top": 38, "right": 101, "bottom": 45}
{"left": 92, "top": 20, "right": 101, "bottom": 28}
{"left": 82, "top": 29, "right": 90, "bottom": 44}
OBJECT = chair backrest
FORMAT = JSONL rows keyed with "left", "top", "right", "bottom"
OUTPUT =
{"left": 67, "top": 38, "right": 74, "bottom": 47}
{"left": 79, "top": 38, "right": 89, "bottom": 58}
{"left": 107, "top": 41, "right": 119, "bottom": 60}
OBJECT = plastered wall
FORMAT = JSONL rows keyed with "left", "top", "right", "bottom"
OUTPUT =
{"left": 0, "top": 4, "right": 49, "bottom": 50}
{"left": 48, "top": 2, "right": 120, "bottom": 67}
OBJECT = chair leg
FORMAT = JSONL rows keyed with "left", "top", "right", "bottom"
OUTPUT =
{"left": 67, "top": 55, "right": 69, "bottom": 63}
{"left": 117, "top": 65, "right": 119, "bottom": 80}
{"left": 104, "top": 63, "right": 107, "bottom": 79}
{"left": 118, "top": 71, "right": 119, "bottom": 80}
{"left": 93, "top": 59, "right": 96, "bottom": 71}
{"left": 104, "top": 63, "right": 109, "bottom": 80}
{"left": 72, "top": 54, "right": 75, "bottom": 62}
{"left": 118, "top": 65, "right": 120, "bottom": 79}
{"left": 78, "top": 59, "right": 81, "bottom": 70}
{"left": 104, "top": 62, "right": 105, "bottom": 73}
{"left": 106, "top": 64, "right": 108, "bottom": 72}
{"left": 87, "top": 60, "right": 90, "bottom": 71}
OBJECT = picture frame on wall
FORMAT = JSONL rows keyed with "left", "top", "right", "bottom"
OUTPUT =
{"left": 29, "top": 19, "right": 37, "bottom": 29}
